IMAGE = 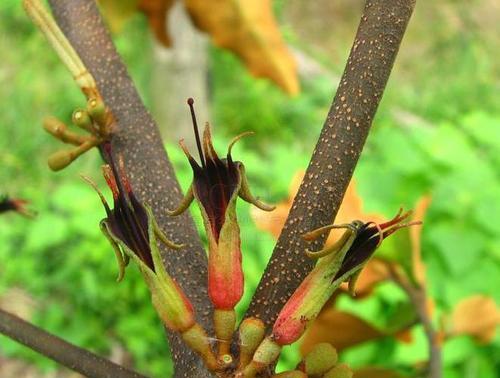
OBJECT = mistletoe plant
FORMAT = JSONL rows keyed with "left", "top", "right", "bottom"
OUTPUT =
{"left": 0, "top": 0, "right": 418, "bottom": 377}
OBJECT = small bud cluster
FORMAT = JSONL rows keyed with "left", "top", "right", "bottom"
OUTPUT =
{"left": 44, "top": 97, "right": 114, "bottom": 171}
{"left": 24, "top": 0, "right": 114, "bottom": 172}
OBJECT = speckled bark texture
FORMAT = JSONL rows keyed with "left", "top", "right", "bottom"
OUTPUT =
{"left": 47, "top": 1, "right": 213, "bottom": 377}
{"left": 245, "top": 0, "right": 416, "bottom": 327}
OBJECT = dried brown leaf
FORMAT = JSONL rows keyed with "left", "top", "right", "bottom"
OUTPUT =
{"left": 300, "top": 310, "right": 384, "bottom": 355}
{"left": 410, "top": 196, "right": 431, "bottom": 288}
{"left": 451, "top": 295, "right": 500, "bottom": 343}
{"left": 184, "top": 0, "right": 299, "bottom": 94}
{"left": 138, "top": 0, "right": 176, "bottom": 46}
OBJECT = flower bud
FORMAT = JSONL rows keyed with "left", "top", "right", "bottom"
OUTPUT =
{"left": 238, "top": 317, "right": 266, "bottom": 368}
{"left": 241, "top": 336, "right": 282, "bottom": 377}
{"left": 48, "top": 150, "right": 73, "bottom": 171}
{"left": 87, "top": 97, "right": 107, "bottom": 126}
{"left": 72, "top": 108, "right": 93, "bottom": 133}
{"left": 324, "top": 363, "right": 353, "bottom": 378}
{"left": 301, "top": 343, "right": 338, "bottom": 376}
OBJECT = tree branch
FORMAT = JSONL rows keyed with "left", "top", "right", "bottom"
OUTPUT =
{"left": 245, "top": 0, "right": 416, "bottom": 326}
{"left": 0, "top": 309, "right": 146, "bottom": 378}
{"left": 46, "top": 1, "right": 212, "bottom": 376}
{"left": 387, "top": 267, "right": 442, "bottom": 378}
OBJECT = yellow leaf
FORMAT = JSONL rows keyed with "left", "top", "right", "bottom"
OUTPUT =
{"left": 451, "top": 295, "right": 500, "bottom": 343}
{"left": 184, "top": 0, "right": 299, "bottom": 94}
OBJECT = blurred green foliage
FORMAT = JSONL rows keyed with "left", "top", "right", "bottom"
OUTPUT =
{"left": 1, "top": 0, "right": 499, "bottom": 377}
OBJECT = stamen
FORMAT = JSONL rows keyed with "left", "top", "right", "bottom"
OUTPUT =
{"left": 373, "top": 222, "right": 384, "bottom": 247}
{"left": 101, "top": 165, "right": 119, "bottom": 200}
{"left": 383, "top": 220, "right": 422, "bottom": 238}
{"left": 379, "top": 207, "right": 412, "bottom": 229}
{"left": 187, "top": 98, "right": 205, "bottom": 169}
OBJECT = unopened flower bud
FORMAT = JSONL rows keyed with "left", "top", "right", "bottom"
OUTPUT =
{"left": 87, "top": 97, "right": 107, "bottom": 126}
{"left": 72, "top": 108, "right": 93, "bottom": 132}
{"left": 241, "top": 336, "right": 282, "bottom": 377}
{"left": 324, "top": 363, "right": 353, "bottom": 378}
{"left": 300, "top": 343, "right": 338, "bottom": 376}
{"left": 48, "top": 150, "right": 73, "bottom": 171}
{"left": 238, "top": 317, "right": 266, "bottom": 368}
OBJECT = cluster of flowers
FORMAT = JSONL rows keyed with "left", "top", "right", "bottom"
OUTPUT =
{"left": 89, "top": 99, "right": 419, "bottom": 377}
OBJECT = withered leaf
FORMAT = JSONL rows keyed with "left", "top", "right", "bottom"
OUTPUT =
{"left": 300, "top": 310, "right": 384, "bottom": 355}
{"left": 184, "top": 0, "right": 299, "bottom": 94}
{"left": 138, "top": 0, "right": 176, "bottom": 46}
{"left": 451, "top": 295, "right": 499, "bottom": 343}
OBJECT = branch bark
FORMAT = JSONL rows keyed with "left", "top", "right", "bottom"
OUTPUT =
{"left": 245, "top": 0, "right": 416, "bottom": 326}
{"left": 46, "top": 1, "right": 213, "bottom": 376}
{"left": 0, "top": 309, "right": 146, "bottom": 378}
{"left": 387, "top": 266, "right": 442, "bottom": 378}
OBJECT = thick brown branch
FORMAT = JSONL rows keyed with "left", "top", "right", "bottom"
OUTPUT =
{"left": 46, "top": 1, "right": 212, "bottom": 376}
{"left": 245, "top": 0, "right": 416, "bottom": 326}
{"left": 0, "top": 309, "right": 146, "bottom": 378}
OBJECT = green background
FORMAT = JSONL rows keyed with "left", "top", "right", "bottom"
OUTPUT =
{"left": 0, "top": 0, "right": 499, "bottom": 377}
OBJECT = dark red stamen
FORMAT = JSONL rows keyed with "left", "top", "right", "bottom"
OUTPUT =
{"left": 187, "top": 98, "right": 206, "bottom": 169}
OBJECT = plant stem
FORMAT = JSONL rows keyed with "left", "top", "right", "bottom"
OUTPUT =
{"left": 388, "top": 266, "right": 442, "bottom": 378}
{"left": 0, "top": 309, "right": 146, "bottom": 378}
{"left": 245, "top": 0, "right": 417, "bottom": 329}
{"left": 45, "top": 1, "right": 213, "bottom": 376}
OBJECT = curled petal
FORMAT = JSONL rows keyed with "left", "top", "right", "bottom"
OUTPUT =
{"left": 303, "top": 222, "right": 362, "bottom": 259}
{"left": 153, "top": 216, "right": 184, "bottom": 250}
{"left": 227, "top": 131, "right": 254, "bottom": 158}
{"left": 81, "top": 174, "right": 112, "bottom": 216}
{"left": 238, "top": 164, "right": 275, "bottom": 212}
{"left": 100, "top": 220, "right": 128, "bottom": 282}
{"left": 167, "top": 185, "right": 194, "bottom": 216}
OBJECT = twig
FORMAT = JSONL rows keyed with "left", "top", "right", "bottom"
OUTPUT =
{"left": 387, "top": 265, "right": 442, "bottom": 378}
{"left": 45, "top": 1, "right": 213, "bottom": 376}
{"left": 0, "top": 308, "right": 147, "bottom": 378}
{"left": 245, "top": 0, "right": 417, "bottom": 328}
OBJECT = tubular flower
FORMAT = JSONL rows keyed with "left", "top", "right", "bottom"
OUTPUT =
{"left": 169, "top": 98, "right": 274, "bottom": 357}
{"left": 271, "top": 208, "right": 421, "bottom": 346}
{"left": 86, "top": 147, "right": 218, "bottom": 370}
{"left": 241, "top": 209, "right": 420, "bottom": 376}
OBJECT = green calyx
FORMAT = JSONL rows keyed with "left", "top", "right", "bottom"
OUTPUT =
{"left": 101, "top": 206, "right": 194, "bottom": 332}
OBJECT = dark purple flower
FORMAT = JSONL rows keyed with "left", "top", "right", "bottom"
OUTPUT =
{"left": 85, "top": 145, "right": 180, "bottom": 274}
{"left": 333, "top": 208, "right": 420, "bottom": 281}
